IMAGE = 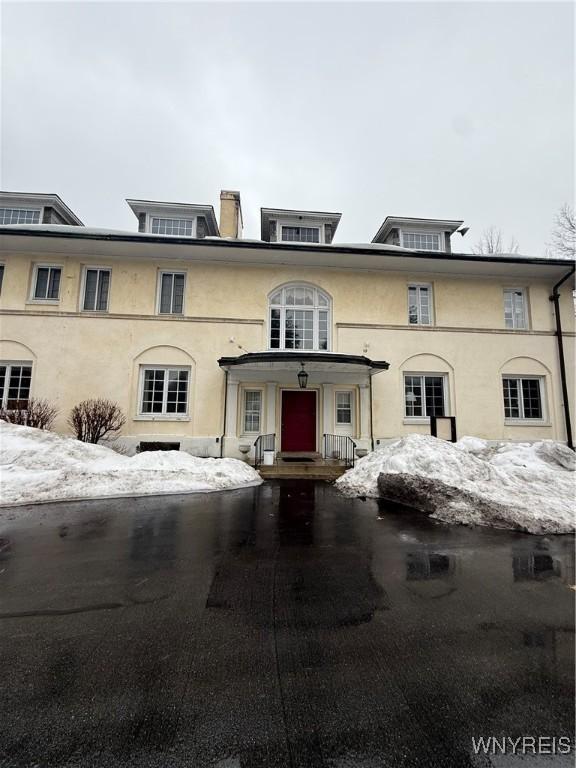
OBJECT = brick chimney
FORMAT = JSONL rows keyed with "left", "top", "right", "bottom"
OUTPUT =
{"left": 219, "top": 190, "right": 243, "bottom": 239}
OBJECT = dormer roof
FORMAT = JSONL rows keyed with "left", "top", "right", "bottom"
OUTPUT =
{"left": 126, "top": 198, "right": 219, "bottom": 235}
{"left": 372, "top": 216, "right": 464, "bottom": 244}
{"left": 261, "top": 207, "right": 341, "bottom": 242}
{"left": 0, "top": 191, "right": 83, "bottom": 225}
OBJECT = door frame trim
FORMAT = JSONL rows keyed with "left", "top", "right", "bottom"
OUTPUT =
{"left": 279, "top": 387, "right": 320, "bottom": 452}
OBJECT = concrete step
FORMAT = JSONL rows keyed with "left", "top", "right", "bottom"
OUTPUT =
{"left": 276, "top": 451, "right": 322, "bottom": 461}
{"left": 258, "top": 463, "right": 347, "bottom": 480}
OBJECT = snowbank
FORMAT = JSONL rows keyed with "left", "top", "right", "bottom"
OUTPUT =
{"left": 0, "top": 421, "right": 262, "bottom": 507}
{"left": 336, "top": 435, "right": 575, "bottom": 534}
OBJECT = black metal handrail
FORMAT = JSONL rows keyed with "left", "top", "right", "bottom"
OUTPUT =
{"left": 254, "top": 433, "right": 275, "bottom": 468}
{"left": 323, "top": 434, "right": 356, "bottom": 468}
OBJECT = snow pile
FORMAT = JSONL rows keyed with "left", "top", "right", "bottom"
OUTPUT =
{"left": 0, "top": 421, "right": 262, "bottom": 507}
{"left": 336, "top": 435, "right": 575, "bottom": 534}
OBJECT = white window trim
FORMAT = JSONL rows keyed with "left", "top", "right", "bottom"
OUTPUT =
{"left": 334, "top": 389, "right": 355, "bottom": 431}
{"left": 241, "top": 387, "right": 264, "bottom": 435}
{"left": 156, "top": 270, "right": 187, "bottom": 315}
{"left": 503, "top": 287, "right": 529, "bottom": 330}
{"left": 278, "top": 219, "right": 326, "bottom": 244}
{"left": 0, "top": 206, "right": 43, "bottom": 225}
{"left": 403, "top": 372, "right": 449, "bottom": 422}
{"left": 146, "top": 213, "right": 197, "bottom": 237}
{"left": 0, "top": 360, "right": 33, "bottom": 409}
{"left": 400, "top": 229, "right": 445, "bottom": 252}
{"left": 502, "top": 375, "right": 548, "bottom": 425}
{"left": 407, "top": 282, "right": 434, "bottom": 326}
{"left": 80, "top": 265, "right": 111, "bottom": 313}
{"left": 29, "top": 263, "right": 63, "bottom": 303}
{"left": 268, "top": 284, "right": 332, "bottom": 351}
{"left": 137, "top": 365, "right": 191, "bottom": 420}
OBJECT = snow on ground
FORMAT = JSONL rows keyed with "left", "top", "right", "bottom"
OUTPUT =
{"left": 0, "top": 421, "right": 262, "bottom": 507}
{"left": 336, "top": 434, "right": 575, "bottom": 534}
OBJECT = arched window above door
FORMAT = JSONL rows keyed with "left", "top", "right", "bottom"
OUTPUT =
{"left": 269, "top": 284, "right": 331, "bottom": 351}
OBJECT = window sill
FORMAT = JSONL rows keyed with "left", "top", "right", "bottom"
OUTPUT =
{"left": 408, "top": 322, "right": 434, "bottom": 328}
{"left": 157, "top": 312, "right": 184, "bottom": 317}
{"left": 133, "top": 415, "right": 190, "bottom": 422}
{"left": 403, "top": 418, "right": 432, "bottom": 425}
{"left": 26, "top": 300, "right": 60, "bottom": 305}
{"left": 81, "top": 309, "right": 109, "bottom": 314}
{"left": 504, "top": 420, "right": 551, "bottom": 427}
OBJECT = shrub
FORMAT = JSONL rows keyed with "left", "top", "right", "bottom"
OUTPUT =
{"left": 68, "top": 399, "right": 126, "bottom": 444}
{"left": 0, "top": 398, "right": 58, "bottom": 430}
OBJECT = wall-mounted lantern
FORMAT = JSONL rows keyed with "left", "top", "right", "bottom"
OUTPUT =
{"left": 297, "top": 363, "right": 309, "bottom": 389}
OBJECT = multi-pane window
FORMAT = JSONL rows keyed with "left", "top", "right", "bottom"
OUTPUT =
{"left": 269, "top": 284, "right": 330, "bottom": 350}
{"left": 244, "top": 390, "right": 262, "bottom": 433}
{"left": 402, "top": 232, "right": 441, "bottom": 250}
{"left": 33, "top": 266, "right": 61, "bottom": 300}
{"left": 140, "top": 367, "right": 189, "bottom": 415}
{"left": 336, "top": 392, "right": 352, "bottom": 425}
{"left": 83, "top": 268, "right": 110, "bottom": 311}
{"left": 503, "top": 377, "right": 543, "bottom": 420}
{"left": 503, "top": 289, "right": 527, "bottom": 329}
{"left": 404, "top": 375, "right": 446, "bottom": 417}
{"left": 158, "top": 272, "right": 185, "bottom": 314}
{"left": 408, "top": 284, "right": 432, "bottom": 325}
{"left": 151, "top": 217, "right": 194, "bottom": 236}
{"left": 0, "top": 363, "right": 32, "bottom": 409}
{"left": 281, "top": 226, "right": 320, "bottom": 243}
{"left": 0, "top": 208, "right": 41, "bottom": 225}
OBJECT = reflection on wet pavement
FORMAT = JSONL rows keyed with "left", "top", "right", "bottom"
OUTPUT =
{"left": 0, "top": 481, "right": 573, "bottom": 767}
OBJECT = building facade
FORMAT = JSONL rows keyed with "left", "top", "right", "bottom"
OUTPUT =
{"left": 0, "top": 190, "right": 574, "bottom": 460}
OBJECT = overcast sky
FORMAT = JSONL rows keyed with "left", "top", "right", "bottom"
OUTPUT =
{"left": 2, "top": 1, "right": 573, "bottom": 254}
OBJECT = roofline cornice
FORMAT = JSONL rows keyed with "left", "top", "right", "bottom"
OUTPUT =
{"left": 0, "top": 225, "right": 572, "bottom": 269}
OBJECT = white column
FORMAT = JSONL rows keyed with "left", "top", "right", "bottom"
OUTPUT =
{"left": 225, "top": 379, "right": 239, "bottom": 437}
{"left": 265, "top": 383, "right": 276, "bottom": 434}
{"left": 359, "top": 381, "right": 371, "bottom": 441}
{"left": 322, "top": 384, "right": 334, "bottom": 435}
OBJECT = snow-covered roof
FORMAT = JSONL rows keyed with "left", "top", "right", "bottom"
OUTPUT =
{"left": 0, "top": 223, "right": 573, "bottom": 280}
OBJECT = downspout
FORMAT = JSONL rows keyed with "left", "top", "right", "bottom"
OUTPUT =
{"left": 549, "top": 266, "right": 575, "bottom": 450}
{"left": 220, "top": 368, "right": 228, "bottom": 458}
{"left": 369, "top": 372, "right": 375, "bottom": 451}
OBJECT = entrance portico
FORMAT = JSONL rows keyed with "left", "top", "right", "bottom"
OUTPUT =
{"left": 217, "top": 352, "right": 389, "bottom": 462}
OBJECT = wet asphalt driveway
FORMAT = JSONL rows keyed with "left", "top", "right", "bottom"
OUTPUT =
{"left": 0, "top": 480, "right": 574, "bottom": 768}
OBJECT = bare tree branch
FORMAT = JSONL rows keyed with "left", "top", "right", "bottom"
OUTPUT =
{"left": 548, "top": 204, "right": 576, "bottom": 260}
{"left": 472, "top": 226, "right": 519, "bottom": 255}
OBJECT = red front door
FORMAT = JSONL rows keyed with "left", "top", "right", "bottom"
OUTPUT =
{"left": 281, "top": 391, "right": 317, "bottom": 452}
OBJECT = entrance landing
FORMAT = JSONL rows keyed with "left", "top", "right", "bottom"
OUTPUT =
{"left": 258, "top": 452, "right": 348, "bottom": 481}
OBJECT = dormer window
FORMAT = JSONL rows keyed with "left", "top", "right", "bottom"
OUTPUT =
{"left": 126, "top": 199, "right": 219, "bottom": 238}
{"left": 0, "top": 208, "right": 41, "bottom": 225}
{"left": 372, "top": 216, "right": 463, "bottom": 253}
{"left": 151, "top": 217, "right": 195, "bottom": 237}
{"left": 261, "top": 208, "right": 341, "bottom": 244}
{"left": 281, "top": 226, "right": 320, "bottom": 243}
{"left": 402, "top": 232, "right": 441, "bottom": 250}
